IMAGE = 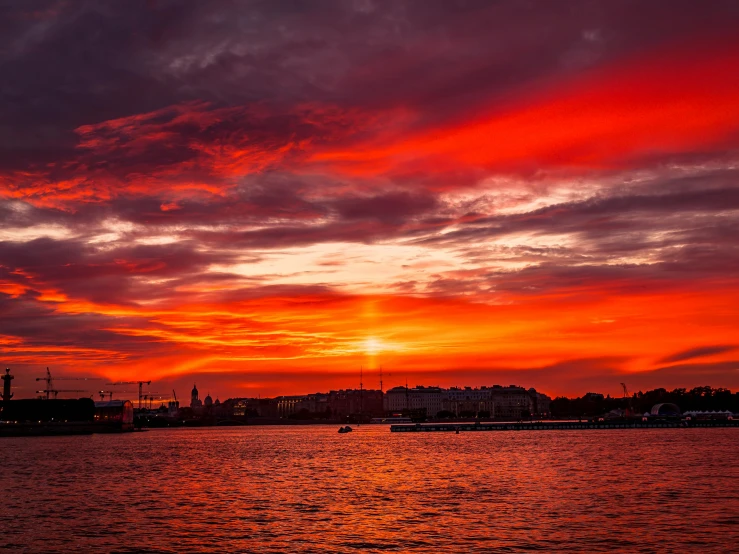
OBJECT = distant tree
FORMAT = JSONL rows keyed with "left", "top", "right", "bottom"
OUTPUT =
{"left": 552, "top": 386, "right": 739, "bottom": 418}
{"left": 288, "top": 408, "right": 312, "bottom": 420}
{"left": 436, "top": 410, "right": 455, "bottom": 419}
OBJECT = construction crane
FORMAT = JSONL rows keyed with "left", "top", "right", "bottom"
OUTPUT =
{"left": 35, "top": 368, "right": 99, "bottom": 400}
{"left": 169, "top": 389, "right": 179, "bottom": 412}
{"left": 620, "top": 382, "right": 634, "bottom": 417}
{"left": 106, "top": 380, "right": 151, "bottom": 409}
{"left": 35, "top": 389, "right": 87, "bottom": 400}
{"left": 98, "top": 390, "right": 135, "bottom": 401}
{"left": 142, "top": 393, "right": 163, "bottom": 410}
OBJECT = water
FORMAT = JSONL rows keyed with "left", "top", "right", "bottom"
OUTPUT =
{"left": 1, "top": 426, "right": 738, "bottom": 553}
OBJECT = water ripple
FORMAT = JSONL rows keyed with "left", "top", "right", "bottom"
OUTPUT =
{"left": 1, "top": 426, "right": 738, "bottom": 552}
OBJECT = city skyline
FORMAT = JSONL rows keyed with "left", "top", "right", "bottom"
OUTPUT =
{"left": 2, "top": 2, "right": 739, "bottom": 400}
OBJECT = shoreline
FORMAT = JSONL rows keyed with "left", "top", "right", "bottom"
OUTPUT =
{"left": 391, "top": 420, "right": 739, "bottom": 432}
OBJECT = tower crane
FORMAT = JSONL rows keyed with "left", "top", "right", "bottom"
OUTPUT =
{"left": 35, "top": 389, "right": 87, "bottom": 399}
{"left": 35, "top": 367, "right": 99, "bottom": 400}
{"left": 142, "top": 393, "right": 163, "bottom": 410}
{"left": 106, "top": 380, "right": 151, "bottom": 409}
{"left": 620, "top": 382, "right": 634, "bottom": 417}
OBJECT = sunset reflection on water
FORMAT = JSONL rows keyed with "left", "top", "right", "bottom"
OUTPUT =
{"left": 2, "top": 426, "right": 738, "bottom": 552}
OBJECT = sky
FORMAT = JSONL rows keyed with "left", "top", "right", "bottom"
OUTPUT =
{"left": 2, "top": 0, "right": 739, "bottom": 401}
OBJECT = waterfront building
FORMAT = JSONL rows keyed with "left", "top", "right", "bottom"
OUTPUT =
{"left": 276, "top": 395, "right": 308, "bottom": 417}
{"left": 94, "top": 400, "right": 134, "bottom": 431}
{"left": 384, "top": 386, "right": 445, "bottom": 417}
{"left": 284, "top": 392, "right": 329, "bottom": 415}
{"left": 1, "top": 398, "right": 95, "bottom": 423}
{"left": 488, "top": 385, "right": 533, "bottom": 419}
{"left": 328, "top": 389, "right": 383, "bottom": 418}
{"left": 442, "top": 387, "right": 495, "bottom": 417}
{"left": 226, "top": 383, "right": 550, "bottom": 421}
{"left": 231, "top": 397, "right": 279, "bottom": 418}
{"left": 532, "top": 391, "right": 552, "bottom": 417}
{"left": 383, "top": 384, "right": 550, "bottom": 419}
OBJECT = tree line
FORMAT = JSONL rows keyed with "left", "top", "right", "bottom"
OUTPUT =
{"left": 550, "top": 386, "right": 738, "bottom": 418}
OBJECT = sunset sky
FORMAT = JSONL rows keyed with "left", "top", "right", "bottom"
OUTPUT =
{"left": 2, "top": 0, "right": 739, "bottom": 401}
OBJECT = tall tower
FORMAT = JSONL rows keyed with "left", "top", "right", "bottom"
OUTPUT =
{"left": 2, "top": 368, "right": 14, "bottom": 402}
{"left": 191, "top": 383, "right": 199, "bottom": 408}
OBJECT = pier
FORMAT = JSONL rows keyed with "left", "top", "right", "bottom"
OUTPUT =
{"left": 390, "top": 420, "right": 739, "bottom": 432}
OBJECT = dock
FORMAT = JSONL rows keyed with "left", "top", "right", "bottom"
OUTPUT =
{"left": 390, "top": 420, "right": 739, "bottom": 432}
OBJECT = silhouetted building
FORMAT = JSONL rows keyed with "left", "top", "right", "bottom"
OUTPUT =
{"left": 532, "top": 391, "right": 551, "bottom": 417}
{"left": 384, "top": 386, "right": 445, "bottom": 417}
{"left": 190, "top": 384, "right": 202, "bottom": 409}
{"left": 1, "top": 398, "right": 95, "bottom": 423}
{"left": 231, "top": 397, "right": 279, "bottom": 419}
{"left": 443, "top": 387, "right": 494, "bottom": 417}
{"left": 488, "top": 385, "right": 533, "bottom": 419}
{"left": 328, "top": 389, "right": 383, "bottom": 418}
{"left": 384, "top": 384, "right": 550, "bottom": 419}
{"left": 276, "top": 395, "right": 307, "bottom": 417}
{"left": 94, "top": 400, "right": 134, "bottom": 430}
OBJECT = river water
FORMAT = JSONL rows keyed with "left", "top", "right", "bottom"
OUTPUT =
{"left": 1, "top": 426, "right": 738, "bottom": 553}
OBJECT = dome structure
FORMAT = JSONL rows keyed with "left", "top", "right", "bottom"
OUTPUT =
{"left": 650, "top": 403, "right": 681, "bottom": 416}
{"left": 215, "top": 398, "right": 220, "bottom": 406}
{"left": 204, "top": 393, "right": 213, "bottom": 407}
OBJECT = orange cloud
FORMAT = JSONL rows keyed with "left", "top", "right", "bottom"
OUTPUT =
{"left": 4, "top": 279, "right": 739, "bottom": 397}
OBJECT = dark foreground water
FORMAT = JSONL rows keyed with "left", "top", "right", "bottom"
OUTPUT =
{"left": 1, "top": 426, "right": 738, "bottom": 553}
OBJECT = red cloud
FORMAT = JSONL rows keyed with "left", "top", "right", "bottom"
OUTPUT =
{"left": 309, "top": 39, "right": 739, "bottom": 178}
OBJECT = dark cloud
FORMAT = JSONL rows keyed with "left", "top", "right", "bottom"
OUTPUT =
{"left": 0, "top": 292, "right": 167, "bottom": 356}
{"left": 658, "top": 345, "right": 739, "bottom": 364}
{"left": 2, "top": 0, "right": 738, "bottom": 171}
{"left": 419, "top": 185, "right": 739, "bottom": 247}
{"left": 0, "top": 237, "right": 242, "bottom": 305}
{"left": 332, "top": 191, "right": 438, "bottom": 223}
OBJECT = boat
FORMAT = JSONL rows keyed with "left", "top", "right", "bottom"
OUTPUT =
{"left": 338, "top": 425, "right": 353, "bottom": 433}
